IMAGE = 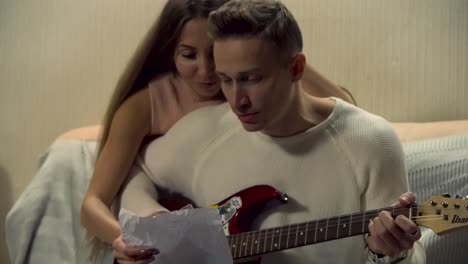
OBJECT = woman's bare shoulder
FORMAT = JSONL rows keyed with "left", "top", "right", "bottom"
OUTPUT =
{"left": 147, "top": 73, "right": 177, "bottom": 89}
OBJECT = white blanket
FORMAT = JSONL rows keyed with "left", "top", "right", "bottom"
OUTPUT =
{"left": 5, "top": 140, "right": 113, "bottom": 264}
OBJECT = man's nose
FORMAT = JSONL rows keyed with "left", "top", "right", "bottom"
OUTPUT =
{"left": 233, "top": 86, "right": 251, "bottom": 112}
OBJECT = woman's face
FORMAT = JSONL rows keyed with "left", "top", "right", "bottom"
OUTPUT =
{"left": 174, "top": 18, "right": 220, "bottom": 99}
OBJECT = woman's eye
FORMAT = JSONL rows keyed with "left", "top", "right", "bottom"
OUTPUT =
{"left": 182, "top": 53, "right": 196, "bottom": 59}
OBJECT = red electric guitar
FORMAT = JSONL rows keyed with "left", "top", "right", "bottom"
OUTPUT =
{"left": 161, "top": 185, "right": 468, "bottom": 263}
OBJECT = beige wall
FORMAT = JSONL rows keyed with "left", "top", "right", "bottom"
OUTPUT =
{"left": 1, "top": 0, "right": 467, "bottom": 262}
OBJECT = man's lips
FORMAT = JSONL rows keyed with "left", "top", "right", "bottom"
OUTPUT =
{"left": 237, "top": 112, "right": 259, "bottom": 123}
{"left": 199, "top": 81, "right": 217, "bottom": 85}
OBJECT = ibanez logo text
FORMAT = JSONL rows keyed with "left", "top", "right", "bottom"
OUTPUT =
{"left": 452, "top": 215, "right": 468, "bottom": 224}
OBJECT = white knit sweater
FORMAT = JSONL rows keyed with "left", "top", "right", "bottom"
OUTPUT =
{"left": 123, "top": 99, "right": 425, "bottom": 263}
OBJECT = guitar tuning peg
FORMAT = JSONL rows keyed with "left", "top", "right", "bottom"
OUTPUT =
{"left": 465, "top": 195, "right": 468, "bottom": 200}
{"left": 442, "top": 193, "right": 451, "bottom": 198}
{"left": 455, "top": 194, "right": 463, "bottom": 199}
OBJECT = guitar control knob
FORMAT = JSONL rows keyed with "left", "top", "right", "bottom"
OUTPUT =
{"left": 442, "top": 193, "right": 451, "bottom": 198}
{"left": 280, "top": 193, "right": 289, "bottom": 203}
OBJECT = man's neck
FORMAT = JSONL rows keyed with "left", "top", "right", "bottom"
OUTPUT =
{"left": 261, "top": 87, "right": 336, "bottom": 137}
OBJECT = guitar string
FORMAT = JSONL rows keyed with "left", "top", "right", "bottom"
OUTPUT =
{"left": 227, "top": 212, "right": 460, "bottom": 242}
{"left": 227, "top": 205, "right": 464, "bottom": 237}
{"left": 228, "top": 203, "right": 465, "bottom": 257}
{"left": 230, "top": 215, "right": 450, "bottom": 258}
{"left": 229, "top": 215, "right": 448, "bottom": 260}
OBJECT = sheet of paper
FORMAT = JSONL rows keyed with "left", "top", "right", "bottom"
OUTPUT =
{"left": 119, "top": 207, "right": 233, "bottom": 264}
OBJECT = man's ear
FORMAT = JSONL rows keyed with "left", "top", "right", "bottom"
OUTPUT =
{"left": 290, "top": 53, "right": 306, "bottom": 82}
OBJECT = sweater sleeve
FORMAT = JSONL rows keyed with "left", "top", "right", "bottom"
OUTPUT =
{"left": 337, "top": 110, "right": 426, "bottom": 264}
{"left": 358, "top": 120, "right": 426, "bottom": 264}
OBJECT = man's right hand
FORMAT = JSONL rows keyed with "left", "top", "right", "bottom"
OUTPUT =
{"left": 112, "top": 234, "right": 159, "bottom": 264}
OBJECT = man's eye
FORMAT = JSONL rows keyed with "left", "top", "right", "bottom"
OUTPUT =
{"left": 249, "top": 76, "right": 262, "bottom": 82}
{"left": 240, "top": 75, "right": 262, "bottom": 83}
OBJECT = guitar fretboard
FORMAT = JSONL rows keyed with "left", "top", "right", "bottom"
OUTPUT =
{"left": 227, "top": 205, "right": 416, "bottom": 259}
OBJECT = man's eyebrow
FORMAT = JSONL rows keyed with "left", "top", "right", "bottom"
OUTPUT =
{"left": 216, "top": 68, "right": 262, "bottom": 78}
{"left": 238, "top": 68, "right": 261, "bottom": 75}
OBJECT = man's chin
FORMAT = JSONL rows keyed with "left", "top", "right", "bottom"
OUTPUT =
{"left": 240, "top": 123, "right": 261, "bottom": 132}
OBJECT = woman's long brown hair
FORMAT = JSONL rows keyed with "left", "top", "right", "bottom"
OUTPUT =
{"left": 87, "top": 0, "right": 229, "bottom": 261}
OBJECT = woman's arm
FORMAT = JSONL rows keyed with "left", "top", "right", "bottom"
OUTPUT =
{"left": 80, "top": 88, "right": 159, "bottom": 243}
{"left": 301, "top": 63, "right": 356, "bottom": 105}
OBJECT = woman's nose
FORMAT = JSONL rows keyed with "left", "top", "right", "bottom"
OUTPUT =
{"left": 198, "top": 56, "right": 216, "bottom": 79}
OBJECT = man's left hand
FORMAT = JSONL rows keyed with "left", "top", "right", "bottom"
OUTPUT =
{"left": 367, "top": 192, "right": 421, "bottom": 257}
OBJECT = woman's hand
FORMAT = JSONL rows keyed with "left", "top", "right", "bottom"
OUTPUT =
{"left": 112, "top": 234, "right": 159, "bottom": 264}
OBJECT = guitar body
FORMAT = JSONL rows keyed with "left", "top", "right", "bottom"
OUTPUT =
{"left": 160, "top": 185, "right": 288, "bottom": 263}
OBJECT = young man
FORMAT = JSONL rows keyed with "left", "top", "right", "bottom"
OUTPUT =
{"left": 119, "top": 0, "right": 425, "bottom": 263}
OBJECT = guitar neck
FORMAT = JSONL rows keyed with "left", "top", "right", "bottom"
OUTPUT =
{"left": 228, "top": 205, "right": 417, "bottom": 260}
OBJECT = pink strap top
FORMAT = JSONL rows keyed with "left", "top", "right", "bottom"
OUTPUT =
{"left": 148, "top": 74, "right": 224, "bottom": 135}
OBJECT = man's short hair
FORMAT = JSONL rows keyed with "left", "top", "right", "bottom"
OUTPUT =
{"left": 208, "top": 0, "right": 303, "bottom": 60}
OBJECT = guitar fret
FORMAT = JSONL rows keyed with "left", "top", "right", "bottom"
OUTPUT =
{"left": 351, "top": 212, "right": 365, "bottom": 236}
{"left": 278, "top": 227, "right": 282, "bottom": 250}
{"left": 228, "top": 236, "right": 234, "bottom": 258}
{"left": 304, "top": 222, "right": 309, "bottom": 245}
{"left": 336, "top": 216, "right": 340, "bottom": 238}
{"left": 294, "top": 224, "right": 299, "bottom": 247}
{"left": 286, "top": 224, "right": 290, "bottom": 249}
{"left": 368, "top": 209, "right": 379, "bottom": 232}
{"left": 256, "top": 229, "right": 262, "bottom": 255}
{"left": 243, "top": 231, "right": 249, "bottom": 258}
{"left": 325, "top": 218, "right": 329, "bottom": 240}
{"left": 362, "top": 211, "right": 366, "bottom": 233}
{"left": 237, "top": 233, "right": 241, "bottom": 259}
{"left": 316, "top": 219, "right": 328, "bottom": 243}
{"left": 270, "top": 229, "right": 274, "bottom": 251}
{"left": 410, "top": 206, "right": 416, "bottom": 220}
{"left": 233, "top": 233, "right": 238, "bottom": 259}
{"left": 314, "top": 220, "right": 318, "bottom": 243}
{"left": 273, "top": 228, "right": 281, "bottom": 251}
{"left": 325, "top": 217, "right": 339, "bottom": 241}
{"left": 250, "top": 231, "right": 255, "bottom": 256}
{"left": 337, "top": 215, "right": 351, "bottom": 238}
{"left": 263, "top": 229, "right": 268, "bottom": 253}
{"left": 287, "top": 224, "right": 297, "bottom": 249}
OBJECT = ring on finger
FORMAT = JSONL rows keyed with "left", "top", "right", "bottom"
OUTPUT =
{"left": 407, "top": 228, "right": 420, "bottom": 238}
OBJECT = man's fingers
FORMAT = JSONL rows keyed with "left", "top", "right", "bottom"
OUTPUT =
{"left": 396, "top": 192, "right": 416, "bottom": 207}
{"left": 368, "top": 216, "right": 401, "bottom": 256}
{"left": 395, "top": 215, "right": 421, "bottom": 242}
{"left": 367, "top": 221, "right": 385, "bottom": 254}
{"left": 380, "top": 212, "right": 413, "bottom": 250}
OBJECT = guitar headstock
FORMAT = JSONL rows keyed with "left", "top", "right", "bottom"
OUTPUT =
{"left": 416, "top": 194, "right": 468, "bottom": 235}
